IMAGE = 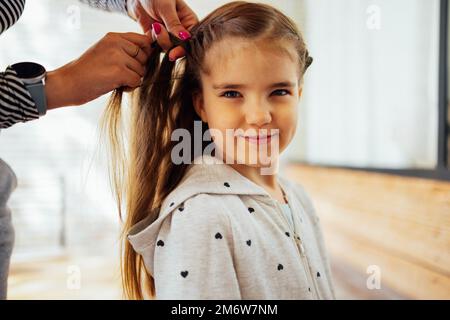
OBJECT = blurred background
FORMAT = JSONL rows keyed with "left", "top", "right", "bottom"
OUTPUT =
{"left": 0, "top": 0, "right": 448, "bottom": 299}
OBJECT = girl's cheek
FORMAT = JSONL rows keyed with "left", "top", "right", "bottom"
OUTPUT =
{"left": 278, "top": 113, "right": 298, "bottom": 142}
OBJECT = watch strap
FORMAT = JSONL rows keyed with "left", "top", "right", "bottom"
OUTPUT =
{"left": 26, "top": 81, "right": 47, "bottom": 116}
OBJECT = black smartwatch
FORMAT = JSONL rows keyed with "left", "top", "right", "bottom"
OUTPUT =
{"left": 10, "top": 62, "right": 47, "bottom": 116}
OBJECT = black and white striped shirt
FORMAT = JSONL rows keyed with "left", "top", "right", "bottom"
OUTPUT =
{"left": 0, "top": 0, "right": 127, "bottom": 129}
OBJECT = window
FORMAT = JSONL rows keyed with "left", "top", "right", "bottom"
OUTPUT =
{"left": 283, "top": 0, "right": 450, "bottom": 180}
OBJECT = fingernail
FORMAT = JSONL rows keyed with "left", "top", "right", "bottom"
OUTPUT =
{"left": 178, "top": 31, "right": 191, "bottom": 41}
{"left": 152, "top": 23, "right": 161, "bottom": 35}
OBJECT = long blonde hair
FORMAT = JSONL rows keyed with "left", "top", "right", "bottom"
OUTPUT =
{"left": 101, "top": 1, "right": 313, "bottom": 299}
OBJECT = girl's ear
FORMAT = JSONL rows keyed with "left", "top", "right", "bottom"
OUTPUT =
{"left": 298, "top": 87, "right": 303, "bottom": 98}
{"left": 192, "top": 93, "right": 208, "bottom": 123}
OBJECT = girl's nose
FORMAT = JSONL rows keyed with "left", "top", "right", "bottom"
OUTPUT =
{"left": 244, "top": 99, "right": 272, "bottom": 126}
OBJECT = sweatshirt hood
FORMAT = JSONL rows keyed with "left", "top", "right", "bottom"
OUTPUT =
{"left": 127, "top": 155, "right": 293, "bottom": 262}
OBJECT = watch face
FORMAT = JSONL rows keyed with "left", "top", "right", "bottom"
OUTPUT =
{"left": 11, "top": 62, "right": 46, "bottom": 82}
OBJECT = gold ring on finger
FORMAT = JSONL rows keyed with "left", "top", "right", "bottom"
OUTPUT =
{"left": 132, "top": 46, "right": 140, "bottom": 58}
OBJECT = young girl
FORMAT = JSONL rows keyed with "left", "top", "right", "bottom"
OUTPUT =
{"left": 103, "top": 1, "right": 335, "bottom": 300}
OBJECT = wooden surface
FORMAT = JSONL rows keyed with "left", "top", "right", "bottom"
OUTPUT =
{"left": 285, "top": 164, "right": 450, "bottom": 299}
{"left": 8, "top": 252, "right": 121, "bottom": 300}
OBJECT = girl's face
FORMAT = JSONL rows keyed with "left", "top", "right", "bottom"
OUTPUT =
{"left": 193, "top": 37, "right": 303, "bottom": 169}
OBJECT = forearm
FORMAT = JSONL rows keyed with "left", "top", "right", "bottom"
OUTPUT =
{"left": 44, "top": 66, "right": 76, "bottom": 110}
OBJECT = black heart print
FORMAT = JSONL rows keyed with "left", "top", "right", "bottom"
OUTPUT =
{"left": 277, "top": 264, "right": 284, "bottom": 271}
{"left": 180, "top": 271, "right": 188, "bottom": 278}
{"left": 246, "top": 240, "right": 251, "bottom": 246}
{"left": 157, "top": 240, "right": 164, "bottom": 247}
{"left": 248, "top": 207, "right": 255, "bottom": 213}
{"left": 224, "top": 182, "right": 230, "bottom": 187}
{"left": 215, "top": 232, "right": 223, "bottom": 239}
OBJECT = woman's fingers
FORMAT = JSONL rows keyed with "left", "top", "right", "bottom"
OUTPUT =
{"left": 156, "top": 0, "right": 194, "bottom": 40}
{"left": 131, "top": 0, "right": 198, "bottom": 38}
{"left": 152, "top": 22, "right": 188, "bottom": 61}
{"left": 119, "top": 32, "right": 152, "bottom": 51}
{"left": 121, "top": 68, "right": 143, "bottom": 89}
{"left": 168, "top": 46, "right": 186, "bottom": 62}
{"left": 152, "top": 22, "right": 172, "bottom": 52}
{"left": 124, "top": 54, "right": 146, "bottom": 77}
{"left": 50, "top": 32, "right": 152, "bottom": 106}
{"left": 122, "top": 39, "right": 149, "bottom": 65}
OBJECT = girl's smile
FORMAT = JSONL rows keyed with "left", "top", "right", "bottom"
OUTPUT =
{"left": 237, "top": 131, "right": 279, "bottom": 145}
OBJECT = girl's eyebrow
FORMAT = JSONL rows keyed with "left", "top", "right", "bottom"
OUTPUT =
{"left": 212, "top": 81, "right": 296, "bottom": 90}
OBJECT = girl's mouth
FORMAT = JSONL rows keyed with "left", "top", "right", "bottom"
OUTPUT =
{"left": 239, "top": 132, "right": 279, "bottom": 144}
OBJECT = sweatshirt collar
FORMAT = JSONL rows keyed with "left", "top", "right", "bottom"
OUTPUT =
{"left": 155, "top": 155, "right": 272, "bottom": 215}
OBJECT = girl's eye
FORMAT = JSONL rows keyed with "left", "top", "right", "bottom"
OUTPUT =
{"left": 271, "top": 89, "right": 291, "bottom": 96}
{"left": 221, "top": 91, "right": 242, "bottom": 98}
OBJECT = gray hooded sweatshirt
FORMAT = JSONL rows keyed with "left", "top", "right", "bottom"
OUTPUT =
{"left": 128, "top": 155, "right": 335, "bottom": 300}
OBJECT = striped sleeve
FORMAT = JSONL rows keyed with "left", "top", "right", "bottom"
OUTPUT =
{"left": 0, "top": 0, "right": 39, "bottom": 129}
{"left": 0, "top": 0, "right": 25, "bottom": 35}
{"left": 78, "top": 0, "right": 128, "bottom": 14}
{"left": 0, "top": 67, "right": 39, "bottom": 129}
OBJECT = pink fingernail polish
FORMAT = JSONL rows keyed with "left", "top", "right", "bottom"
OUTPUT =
{"left": 178, "top": 31, "right": 191, "bottom": 41}
{"left": 152, "top": 23, "right": 161, "bottom": 35}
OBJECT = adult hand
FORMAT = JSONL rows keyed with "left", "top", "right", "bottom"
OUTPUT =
{"left": 150, "top": 22, "right": 185, "bottom": 61}
{"left": 45, "top": 32, "right": 154, "bottom": 109}
{"left": 127, "top": 0, "right": 198, "bottom": 61}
